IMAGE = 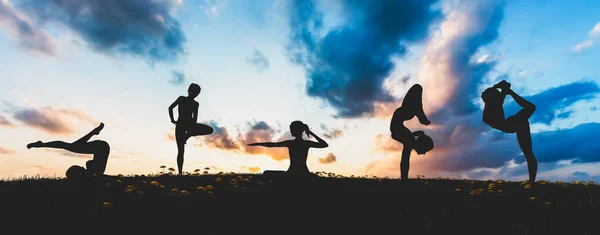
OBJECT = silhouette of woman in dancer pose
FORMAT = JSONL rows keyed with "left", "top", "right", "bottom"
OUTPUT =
{"left": 482, "top": 80, "right": 538, "bottom": 185}
{"left": 247, "top": 121, "right": 328, "bottom": 176}
{"left": 168, "top": 83, "right": 214, "bottom": 175}
{"left": 27, "top": 123, "right": 110, "bottom": 179}
{"left": 390, "top": 84, "right": 434, "bottom": 180}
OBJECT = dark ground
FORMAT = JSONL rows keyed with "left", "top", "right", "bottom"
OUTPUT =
{"left": 1, "top": 172, "right": 599, "bottom": 235}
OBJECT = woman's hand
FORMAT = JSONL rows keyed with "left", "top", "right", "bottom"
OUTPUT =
{"left": 304, "top": 124, "right": 312, "bottom": 137}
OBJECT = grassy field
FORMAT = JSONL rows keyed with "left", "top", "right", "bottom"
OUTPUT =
{"left": 1, "top": 170, "right": 599, "bottom": 234}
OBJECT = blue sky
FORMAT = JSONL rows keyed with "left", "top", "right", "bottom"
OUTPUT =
{"left": 0, "top": 0, "right": 599, "bottom": 182}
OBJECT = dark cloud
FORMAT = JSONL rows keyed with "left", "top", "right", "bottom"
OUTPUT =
{"left": 0, "top": 114, "right": 15, "bottom": 127}
{"left": 504, "top": 81, "right": 600, "bottom": 125}
{"left": 12, "top": 106, "right": 97, "bottom": 135}
{"left": 200, "top": 120, "right": 239, "bottom": 151}
{"left": 285, "top": 0, "right": 441, "bottom": 117}
{"left": 320, "top": 124, "right": 343, "bottom": 139}
{"left": 318, "top": 153, "right": 336, "bottom": 164}
{"left": 0, "top": 0, "right": 57, "bottom": 55}
{"left": 16, "top": 0, "right": 186, "bottom": 63}
{"left": 246, "top": 50, "right": 269, "bottom": 72}
{"left": 0, "top": 146, "right": 15, "bottom": 155}
{"left": 195, "top": 120, "right": 290, "bottom": 161}
{"left": 169, "top": 70, "right": 188, "bottom": 85}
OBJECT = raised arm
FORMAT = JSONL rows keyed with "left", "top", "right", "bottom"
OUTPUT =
{"left": 507, "top": 89, "right": 536, "bottom": 111}
{"left": 247, "top": 141, "right": 289, "bottom": 148}
{"left": 168, "top": 97, "right": 181, "bottom": 125}
{"left": 305, "top": 129, "right": 328, "bottom": 148}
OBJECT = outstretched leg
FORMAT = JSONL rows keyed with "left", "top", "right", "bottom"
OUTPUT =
{"left": 27, "top": 141, "right": 94, "bottom": 154}
{"left": 73, "top": 123, "right": 104, "bottom": 145}
{"left": 401, "top": 84, "right": 430, "bottom": 125}
{"left": 516, "top": 122, "right": 537, "bottom": 185}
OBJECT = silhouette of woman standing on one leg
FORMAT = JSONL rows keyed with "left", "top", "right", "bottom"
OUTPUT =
{"left": 27, "top": 123, "right": 110, "bottom": 179}
{"left": 482, "top": 80, "right": 538, "bottom": 185}
{"left": 168, "top": 83, "right": 214, "bottom": 175}
{"left": 390, "top": 84, "right": 434, "bottom": 180}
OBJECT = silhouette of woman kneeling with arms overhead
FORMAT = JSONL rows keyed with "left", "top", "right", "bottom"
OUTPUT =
{"left": 390, "top": 84, "right": 434, "bottom": 180}
{"left": 27, "top": 123, "right": 110, "bottom": 180}
{"left": 482, "top": 80, "right": 538, "bottom": 185}
{"left": 168, "top": 83, "right": 214, "bottom": 175}
{"left": 247, "top": 121, "right": 328, "bottom": 177}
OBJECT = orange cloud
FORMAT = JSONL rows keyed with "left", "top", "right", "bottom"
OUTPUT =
{"left": 318, "top": 153, "right": 337, "bottom": 164}
{"left": 0, "top": 146, "right": 15, "bottom": 155}
{"left": 241, "top": 166, "right": 261, "bottom": 173}
{"left": 196, "top": 120, "right": 292, "bottom": 161}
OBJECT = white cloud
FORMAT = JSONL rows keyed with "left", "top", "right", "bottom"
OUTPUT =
{"left": 200, "top": 0, "right": 227, "bottom": 17}
{"left": 572, "top": 22, "right": 600, "bottom": 52}
{"left": 573, "top": 39, "right": 594, "bottom": 52}
{"left": 517, "top": 69, "right": 526, "bottom": 78}
{"left": 590, "top": 22, "right": 600, "bottom": 38}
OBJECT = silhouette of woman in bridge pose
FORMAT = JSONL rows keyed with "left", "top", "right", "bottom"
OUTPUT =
{"left": 169, "top": 83, "right": 214, "bottom": 175}
{"left": 390, "top": 84, "right": 434, "bottom": 180}
{"left": 247, "top": 121, "right": 328, "bottom": 177}
{"left": 27, "top": 123, "right": 110, "bottom": 179}
{"left": 482, "top": 80, "right": 538, "bottom": 185}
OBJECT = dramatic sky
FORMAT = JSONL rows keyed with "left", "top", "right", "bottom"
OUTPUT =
{"left": 1, "top": 0, "right": 599, "bottom": 182}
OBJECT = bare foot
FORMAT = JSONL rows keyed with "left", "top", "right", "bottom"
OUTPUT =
{"left": 27, "top": 141, "right": 43, "bottom": 149}
{"left": 419, "top": 117, "right": 431, "bottom": 125}
{"left": 92, "top": 123, "right": 104, "bottom": 135}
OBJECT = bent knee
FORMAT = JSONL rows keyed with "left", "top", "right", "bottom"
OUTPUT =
{"left": 97, "top": 140, "right": 110, "bottom": 151}
{"left": 411, "top": 84, "right": 423, "bottom": 91}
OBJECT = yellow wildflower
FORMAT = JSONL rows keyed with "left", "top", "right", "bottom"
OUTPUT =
{"left": 150, "top": 181, "right": 160, "bottom": 186}
{"left": 529, "top": 197, "right": 537, "bottom": 202}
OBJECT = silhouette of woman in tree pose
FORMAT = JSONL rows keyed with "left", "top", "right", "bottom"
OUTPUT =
{"left": 27, "top": 123, "right": 110, "bottom": 179}
{"left": 482, "top": 80, "right": 538, "bottom": 185}
{"left": 247, "top": 121, "right": 328, "bottom": 176}
{"left": 390, "top": 84, "right": 434, "bottom": 180}
{"left": 169, "top": 83, "right": 214, "bottom": 175}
